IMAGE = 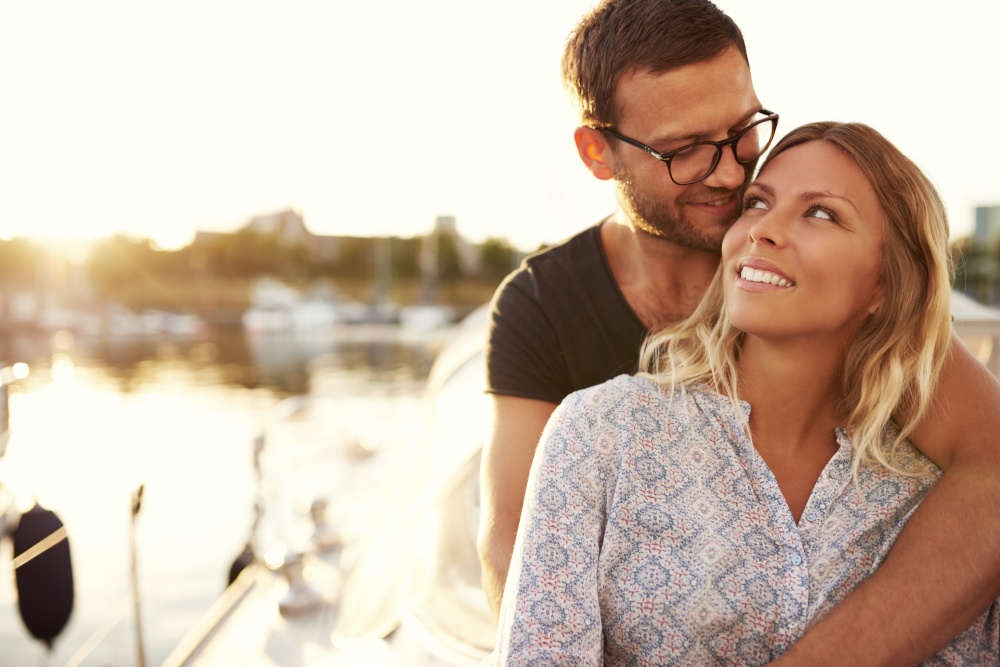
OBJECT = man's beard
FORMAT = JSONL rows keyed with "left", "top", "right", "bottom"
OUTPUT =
{"left": 614, "top": 166, "right": 750, "bottom": 253}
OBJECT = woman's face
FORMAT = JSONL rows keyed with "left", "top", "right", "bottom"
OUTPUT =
{"left": 721, "top": 140, "right": 885, "bottom": 344}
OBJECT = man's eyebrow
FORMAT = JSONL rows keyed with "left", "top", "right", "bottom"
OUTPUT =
{"left": 646, "top": 108, "right": 762, "bottom": 147}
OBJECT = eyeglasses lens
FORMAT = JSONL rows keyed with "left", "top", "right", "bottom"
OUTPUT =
{"left": 670, "top": 144, "right": 720, "bottom": 184}
{"left": 736, "top": 116, "right": 776, "bottom": 163}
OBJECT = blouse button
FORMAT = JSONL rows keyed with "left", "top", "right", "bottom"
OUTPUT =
{"left": 806, "top": 512, "right": 817, "bottom": 522}
{"left": 791, "top": 554, "right": 802, "bottom": 566}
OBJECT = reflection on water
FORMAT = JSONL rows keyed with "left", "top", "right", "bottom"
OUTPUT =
{"left": 0, "top": 326, "right": 441, "bottom": 396}
{"left": 0, "top": 324, "right": 449, "bottom": 667}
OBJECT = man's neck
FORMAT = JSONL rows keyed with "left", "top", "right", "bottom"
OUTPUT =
{"left": 600, "top": 214, "right": 721, "bottom": 330}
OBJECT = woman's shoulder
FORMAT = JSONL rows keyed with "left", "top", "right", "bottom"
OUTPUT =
{"left": 835, "top": 425, "right": 943, "bottom": 481}
{"left": 564, "top": 373, "right": 665, "bottom": 408}
{"left": 566, "top": 374, "right": 737, "bottom": 406}
{"left": 561, "top": 374, "right": 734, "bottom": 422}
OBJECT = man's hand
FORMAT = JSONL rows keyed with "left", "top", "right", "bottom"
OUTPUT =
{"left": 773, "top": 333, "right": 1000, "bottom": 665}
{"left": 478, "top": 394, "right": 558, "bottom": 619}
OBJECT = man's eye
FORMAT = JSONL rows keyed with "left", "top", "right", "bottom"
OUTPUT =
{"left": 670, "top": 144, "right": 698, "bottom": 162}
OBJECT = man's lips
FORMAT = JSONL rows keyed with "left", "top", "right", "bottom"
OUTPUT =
{"left": 686, "top": 193, "right": 738, "bottom": 216}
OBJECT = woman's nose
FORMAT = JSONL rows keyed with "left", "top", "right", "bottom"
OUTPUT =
{"left": 748, "top": 215, "right": 782, "bottom": 247}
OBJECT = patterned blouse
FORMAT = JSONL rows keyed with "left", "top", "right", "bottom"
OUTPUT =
{"left": 495, "top": 375, "right": 999, "bottom": 666}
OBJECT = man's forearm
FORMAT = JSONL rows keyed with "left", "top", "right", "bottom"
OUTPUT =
{"left": 773, "top": 466, "right": 1000, "bottom": 666}
{"left": 479, "top": 520, "right": 517, "bottom": 619}
{"left": 479, "top": 395, "right": 559, "bottom": 619}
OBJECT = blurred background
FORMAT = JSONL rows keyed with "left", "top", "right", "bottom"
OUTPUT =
{"left": 1, "top": 1, "right": 999, "bottom": 665}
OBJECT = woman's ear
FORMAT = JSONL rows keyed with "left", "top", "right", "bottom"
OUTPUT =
{"left": 867, "top": 287, "right": 884, "bottom": 316}
{"left": 574, "top": 127, "right": 615, "bottom": 181}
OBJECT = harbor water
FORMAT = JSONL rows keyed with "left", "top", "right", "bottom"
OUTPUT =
{"left": 0, "top": 324, "right": 451, "bottom": 666}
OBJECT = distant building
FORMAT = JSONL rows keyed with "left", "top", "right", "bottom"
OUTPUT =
{"left": 975, "top": 205, "right": 1000, "bottom": 254}
{"left": 434, "top": 215, "right": 457, "bottom": 236}
{"left": 967, "top": 205, "right": 1000, "bottom": 305}
{"left": 245, "top": 210, "right": 311, "bottom": 244}
{"left": 193, "top": 209, "right": 340, "bottom": 264}
{"left": 428, "top": 214, "right": 479, "bottom": 275}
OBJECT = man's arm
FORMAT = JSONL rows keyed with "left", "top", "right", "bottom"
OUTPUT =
{"left": 775, "top": 333, "right": 1000, "bottom": 665}
{"left": 478, "top": 394, "right": 557, "bottom": 619}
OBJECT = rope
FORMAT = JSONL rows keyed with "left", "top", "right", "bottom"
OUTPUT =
{"left": 8, "top": 525, "right": 68, "bottom": 572}
{"left": 63, "top": 597, "right": 134, "bottom": 667}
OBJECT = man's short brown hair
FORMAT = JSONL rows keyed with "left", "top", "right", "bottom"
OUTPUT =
{"left": 562, "top": 0, "right": 748, "bottom": 129}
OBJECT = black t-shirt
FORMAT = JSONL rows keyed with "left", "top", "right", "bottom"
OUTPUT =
{"left": 485, "top": 222, "right": 649, "bottom": 404}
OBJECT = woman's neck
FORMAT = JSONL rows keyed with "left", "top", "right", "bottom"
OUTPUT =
{"left": 736, "top": 335, "right": 846, "bottom": 521}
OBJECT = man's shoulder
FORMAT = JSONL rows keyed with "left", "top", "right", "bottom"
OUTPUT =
{"left": 524, "top": 222, "right": 604, "bottom": 267}
{"left": 485, "top": 218, "right": 645, "bottom": 403}
{"left": 493, "top": 222, "right": 606, "bottom": 305}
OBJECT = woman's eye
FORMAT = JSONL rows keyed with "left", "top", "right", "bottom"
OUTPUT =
{"left": 743, "top": 196, "right": 767, "bottom": 211}
{"left": 807, "top": 206, "right": 836, "bottom": 222}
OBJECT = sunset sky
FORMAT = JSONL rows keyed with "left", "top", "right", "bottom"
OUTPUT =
{"left": 2, "top": 1, "right": 998, "bottom": 251}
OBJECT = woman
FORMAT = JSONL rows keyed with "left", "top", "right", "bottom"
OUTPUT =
{"left": 495, "top": 122, "right": 998, "bottom": 665}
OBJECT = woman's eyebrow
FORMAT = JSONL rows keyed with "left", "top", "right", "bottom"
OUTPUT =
{"left": 748, "top": 182, "right": 775, "bottom": 198}
{"left": 800, "top": 190, "right": 860, "bottom": 214}
{"left": 750, "top": 181, "right": 860, "bottom": 214}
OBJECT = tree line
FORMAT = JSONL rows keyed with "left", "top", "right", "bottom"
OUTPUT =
{"left": 0, "top": 231, "right": 528, "bottom": 310}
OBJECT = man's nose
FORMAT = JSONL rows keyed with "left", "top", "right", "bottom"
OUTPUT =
{"left": 702, "top": 144, "right": 746, "bottom": 191}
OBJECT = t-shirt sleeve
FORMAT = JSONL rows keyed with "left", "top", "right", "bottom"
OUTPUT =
{"left": 494, "top": 390, "right": 604, "bottom": 665}
{"left": 485, "top": 266, "right": 572, "bottom": 404}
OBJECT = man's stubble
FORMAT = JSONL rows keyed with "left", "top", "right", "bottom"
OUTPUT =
{"left": 613, "top": 164, "right": 753, "bottom": 253}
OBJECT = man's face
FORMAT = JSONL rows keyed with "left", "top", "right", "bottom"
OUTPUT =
{"left": 609, "top": 48, "right": 761, "bottom": 252}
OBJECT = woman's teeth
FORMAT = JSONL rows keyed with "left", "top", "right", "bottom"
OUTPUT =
{"left": 740, "top": 266, "right": 791, "bottom": 287}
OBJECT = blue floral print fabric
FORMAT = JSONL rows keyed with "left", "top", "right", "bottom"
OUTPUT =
{"left": 495, "top": 375, "right": 999, "bottom": 666}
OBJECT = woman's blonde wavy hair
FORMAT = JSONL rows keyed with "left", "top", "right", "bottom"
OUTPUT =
{"left": 637, "top": 121, "right": 954, "bottom": 476}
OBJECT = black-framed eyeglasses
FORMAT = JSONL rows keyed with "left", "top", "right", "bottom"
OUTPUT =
{"left": 600, "top": 108, "right": 779, "bottom": 185}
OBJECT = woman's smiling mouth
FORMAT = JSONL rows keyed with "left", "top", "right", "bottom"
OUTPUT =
{"left": 739, "top": 266, "right": 792, "bottom": 287}
{"left": 735, "top": 258, "right": 796, "bottom": 289}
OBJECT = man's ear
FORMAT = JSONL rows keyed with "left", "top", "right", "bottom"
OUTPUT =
{"left": 574, "top": 127, "right": 615, "bottom": 181}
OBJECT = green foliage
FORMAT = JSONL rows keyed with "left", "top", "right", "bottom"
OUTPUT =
{"left": 0, "top": 238, "right": 42, "bottom": 285}
{"left": 78, "top": 226, "right": 526, "bottom": 309}
{"left": 478, "top": 237, "right": 519, "bottom": 281}
{"left": 329, "top": 237, "right": 375, "bottom": 279}
{"left": 390, "top": 237, "right": 421, "bottom": 279}
{"left": 87, "top": 235, "right": 163, "bottom": 291}
{"left": 437, "top": 232, "right": 463, "bottom": 282}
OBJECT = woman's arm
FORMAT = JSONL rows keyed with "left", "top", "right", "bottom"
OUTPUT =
{"left": 773, "top": 333, "right": 1000, "bottom": 665}
{"left": 494, "top": 393, "right": 606, "bottom": 666}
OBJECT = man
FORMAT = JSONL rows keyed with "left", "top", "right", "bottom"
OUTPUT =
{"left": 478, "top": 0, "right": 1000, "bottom": 663}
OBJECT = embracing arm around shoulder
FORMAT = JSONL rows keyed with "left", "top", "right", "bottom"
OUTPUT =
{"left": 478, "top": 394, "right": 558, "bottom": 619}
{"left": 774, "top": 333, "right": 1000, "bottom": 666}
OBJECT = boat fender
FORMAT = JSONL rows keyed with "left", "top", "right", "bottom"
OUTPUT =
{"left": 12, "top": 502, "right": 74, "bottom": 649}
